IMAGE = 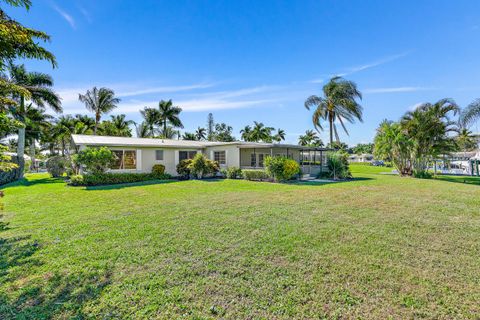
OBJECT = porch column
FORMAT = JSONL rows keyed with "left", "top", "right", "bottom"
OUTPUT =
{"left": 253, "top": 148, "right": 256, "bottom": 168}
{"left": 476, "top": 160, "right": 479, "bottom": 177}
{"left": 313, "top": 150, "right": 316, "bottom": 165}
{"left": 270, "top": 148, "right": 273, "bottom": 157}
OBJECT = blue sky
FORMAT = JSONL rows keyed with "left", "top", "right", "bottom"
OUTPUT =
{"left": 8, "top": 0, "right": 480, "bottom": 144}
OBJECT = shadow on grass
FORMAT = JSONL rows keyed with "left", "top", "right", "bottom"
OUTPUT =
{"left": 0, "top": 215, "right": 111, "bottom": 319}
{"left": 1, "top": 177, "right": 66, "bottom": 189}
{"left": 288, "top": 177, "right": 373, "bottom": 186}
{"left": 433, "top": 175, "right": 480, "bottom": 186}
{"left": 84, "top": 179, "right": 178, "bottom": 191}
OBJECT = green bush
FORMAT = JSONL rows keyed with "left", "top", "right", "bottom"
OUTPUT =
{"left": 74, "top": 147, "right": 115, "bottom": 174}
{"left": 264, "top": 156, "right": 300, "bottom": 181}
{"left": 327, "top": 151, "right": 352, "bottom": 180}
{"left": 224, "top": 166, "right": 242, "bottom": 179}
{"left": 152, "top": 164, "right": 165, "bottom": 175}
{"left": 242, "top": 169, "right": 269, "bottom": 181}
{"left": 176, "top": 159, "right": 192, "bottom": 179}
{"left": 46, "top": 156, "right": 68, "bottom": 178}
{"left": 188, "top": 153, "right": 219, "bottom": 179}
{"left": 69, "top": 174, "right": 84, "bottom": 186}
{"left": 69, "top": 172, "right": 171, "bottom": 186}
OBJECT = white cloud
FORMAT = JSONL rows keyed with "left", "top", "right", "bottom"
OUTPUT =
{"left": 364, "top": 86, "right": 433, "bottom": 94}
{"left": 310, "top": 51, "right": 413, "bottom": 82}
{"left": 78, "top": 6, "right": 92, "bottom": 23}
{"left": 51, "top": 4, "right": 76, "bottom": 29}
{"left": 408, "top": 102, "right": 424, "bottom": 111}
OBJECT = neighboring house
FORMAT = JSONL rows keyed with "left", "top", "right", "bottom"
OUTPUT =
{"left": 71, "top": 134, "right": 330, "bottom": 176}
{"left": 348, "top": 153, "right": 374, "bottom": 163}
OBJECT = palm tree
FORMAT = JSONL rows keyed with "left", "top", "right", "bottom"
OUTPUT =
{"left": 74, "top": 114, "right": 96, "bottom": 131}
{"left": 107, "top": 114, "right": 134, "bottom": 137}
{"left": 456, "top": 128, "right": 477, "bottom": 151}
{"left": 134, "top": 121, "right": 152, "bottom": 138}
{"left": 52, "top": 115, "right": 76, "bottom": 156}
{"left": 78, "top": 87, "right": 120, "bottom": 135}
{"left": 304, "top": 76, "right": 362, "bottom": 145}
{"left": 158, "top": 126, "right": 179, "bottom": 139}
{"left": 24, "top": 104, "right": 53, "bottom": 170}
{"left": 250, "top": 121, "right": 274, "bottom": 142}
{"left": 195, "top": 127, "right": 207, "bottom": 140}
{"left": 182, "top": 132, "right": 197, "bottom": 141}
{"left": 140, "top": 107, "right": 159, "bottom": 136}
{"left": 298, "top": 129, "right": 323, "bottom": 147}
{"left": 273, "top": 129, "right": 286, "bottom": 142}
{"left": 240, "top": 125, "right": 253, "bottom": 141}
{"left": 6, "top": 63, "right": 61, "bottom": 177}
{"left": 460, "top": 98, "right": 480, "bottom": 128}
{"left": 156, "top": 99, "right": 183, "bottom": 138}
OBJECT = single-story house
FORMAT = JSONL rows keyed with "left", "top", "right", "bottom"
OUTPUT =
{"left": 348, "top": 153, "right": 374, "bottom": 163}
{"left": 71, "top": 134, "right": 330, "bottom": 176}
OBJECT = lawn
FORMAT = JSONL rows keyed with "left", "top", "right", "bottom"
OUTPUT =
{"left": 0, "top": 165, "right": 479, "bottom": 319}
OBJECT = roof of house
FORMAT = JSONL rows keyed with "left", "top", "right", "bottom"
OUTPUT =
{"left": 71, "top": 134, "right": 315, "bottom": 149}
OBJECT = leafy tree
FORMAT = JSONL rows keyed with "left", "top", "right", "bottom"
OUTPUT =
{"left": 182, "top": 132, "right": 197, "bottom": 140}
{"left": 195, "top": 127, "right": 206, "bottom": 140}
{"left": 298, "top": 129, "right": 323, "bottom": 147}
{"left": 74, "top": 147, "right": 115, "bottom": 175}
{"left": 79, "top": 87, "right": 120, "bottom": 135}
{"left": 264, "top": 156, "right": 300, "bottom": 181}
{"left": 23, "top": 104, "right": 52, "bottom": 170}
{"left": 351, "top": 143, "right": 374, "bottom": 154}
{"left": 213, "top": 123, "right": 235, "bottom": 142}
{"left": 240, "top": 125, "right": 253, "bottom": 141}
{"left": 187, "top": 153, "right": 219, "bottom": 179}
{"left": 5, "top": 63, "right": 61, "bottom": 177}
{"left": 305, "top": 76, "right": 362, "bottom": 145}
{"left": 0, "top": 0, "right": 56, "bottom": 107}
{"left": 0, "top": 113, "right": 21, "bottom": 171}
{"left": 98, "top": 114, "right": 133, "bottom": 137}
{"left": 326, "top": 151, "right": 351, "bottom": 180}
{"left": 326, "top": 141, "right": 349, "bottom": 151}
{"left": 456, "top": 128, "right": 477, "bottom": 151}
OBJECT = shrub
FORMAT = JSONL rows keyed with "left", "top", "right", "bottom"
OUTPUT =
{"left": 264, "top": 156, "right": 300, "bottom": 181}
{"left": 46, "top": 156, "right": 67, "bottom": 178}
{"left": 187, "top": 153, "right": 219, "bottom": 179}
{"left": 69, "top": 174, "right": 84, "bottom": 186}
{"left": 225, "top": 166, "right": 242, "bottom": 179}
{"left": 242, "top": 169, "right": 269, "bottom": 181}
{"left": 69, "top": 172, "right": 171, "bottom": 186}
{"left": 327, "top": 151, "right": 352, "bottom": 180}
{"left": 152, "top": 164, "right": 165, "bottom": 176}
{"left": 176, "top": 159, "right": 192, "bottom": 179}
{"left": 75, "top": 147, "right": 115, "bottom": 174}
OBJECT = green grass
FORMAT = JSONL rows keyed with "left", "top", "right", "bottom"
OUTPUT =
{"left": 0, "top": 165, "right": 479, "bottom": 319}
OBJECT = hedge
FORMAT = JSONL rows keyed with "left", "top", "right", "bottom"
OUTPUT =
{"left": 0, "top": 156, "right": 22, "bottom": 185}
{"left": 242, "top": 169, "right": 270, "bottom": 181}
{"left": 69, "top": 172, "right": 171, "bottom": 186}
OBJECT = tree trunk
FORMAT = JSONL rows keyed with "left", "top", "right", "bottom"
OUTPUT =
{"left": 329, "top": 114, "right": 334, "bottom": 146}
{"left": 29, "top": 137, "right": 36, "bottom": 172}
{"left": 16, "top": 126, "right": 25, "bottom": 179}
{"left": 94, "top": 112, "right": 100, "bottom": 135}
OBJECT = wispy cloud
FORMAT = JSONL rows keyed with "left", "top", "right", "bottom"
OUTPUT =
{"left": 364, "top": 86, "right": 434, "bottom": 94}
{"left": 51, "top": 3, "right": 76, "bottom": 29}
{"left": 310, "top": 51, "right": 412, "bottom": 83}
{"left": 78, "top": 6, "right": 92, "bottom": 23}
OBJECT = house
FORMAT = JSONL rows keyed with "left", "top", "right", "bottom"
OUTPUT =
{"left": 71, "top": 134, "right": 330, "bottom": 176}
{"left": 348, "top": 153, "right": 374, "bottom": 163}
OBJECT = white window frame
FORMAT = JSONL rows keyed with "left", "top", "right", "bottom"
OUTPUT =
{"left": 155, "top": 149, "right": 164, "bottom": 161}
{"left": 110, "top": 149, "right": 137, "bottom": 171}
{"left": 213, "top": 150, "right": 226, "bottom": 165}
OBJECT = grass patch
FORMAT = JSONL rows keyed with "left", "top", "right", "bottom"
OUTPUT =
{"left": 0, "top": 167, "right": 479, "bottom": 319}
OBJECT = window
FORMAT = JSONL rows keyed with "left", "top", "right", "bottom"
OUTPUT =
{"left": 250, "top": 153, "right": 256, "bottom": 167}
{"left": 111, "top": 150, "right": 137, "bottom": 170}
{"left": 214, "top": 151, "right": 226, "bottom": 165}
{"left": 155, "top": 150, "right": 164, "bottom": 161}
{"left": 258, "top": 154, "right": 265, "bottom": 167}
{"left": 179, "top": 150, "right": 197, "bottom": 161}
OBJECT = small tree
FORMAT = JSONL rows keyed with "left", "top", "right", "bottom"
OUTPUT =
{"left": 188, "top": 153, "right": 219, "bottom": 179}
{"left": 74, "top": 147, "right": 115, "bottom": 175}
{"left": 327, "top": 151, "right": 351, "bottom": 180}
{"left": 46, "top": 156, "right": 67, "bottom": 178}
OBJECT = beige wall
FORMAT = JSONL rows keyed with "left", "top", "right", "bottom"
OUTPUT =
{"left": 205, "top": 145, "right": 240, "bottom": 169}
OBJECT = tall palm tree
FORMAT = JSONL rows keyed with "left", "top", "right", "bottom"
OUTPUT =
{"left": 460, "top": 98, "right": 480, "bottom": 128}
{"left": 273, "top": 129, "right": 286, "bottom": 142}
{"left": 108, "top": 114, "right": 134, "bottom": 137}
{"left": 6, "top": 63, "right": 61, "bottom": 178}
{"left": 304, "top": 76, "right": 362, "bottom": 145}
{"left": 456, "top": 128, "right": 477, "bottom": 151}
{"left": 158, "top": 126, "right": 179, "bottom": 139}
{"left": 74, "top": 114, "right": 96, "bottom": 131}
{"left": 250, "top": 121, "right": 274, "bottom": 142}
{"left": 195, "top": 127, "right": 207, "bottom": 140}
{"left": 240, "top": 125, "right": 253, "bottom": 141}
{"left": 140, "top": 107, "right": 159, "bottom": 136}
{"left": 78, "top": 87, "right": 120, "bottom": 135}
{"left": 24, "top": 104, "right": 53, "bottom": 170}
{"left": 156, "top": 99, "right": 183, "bottom": 138}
